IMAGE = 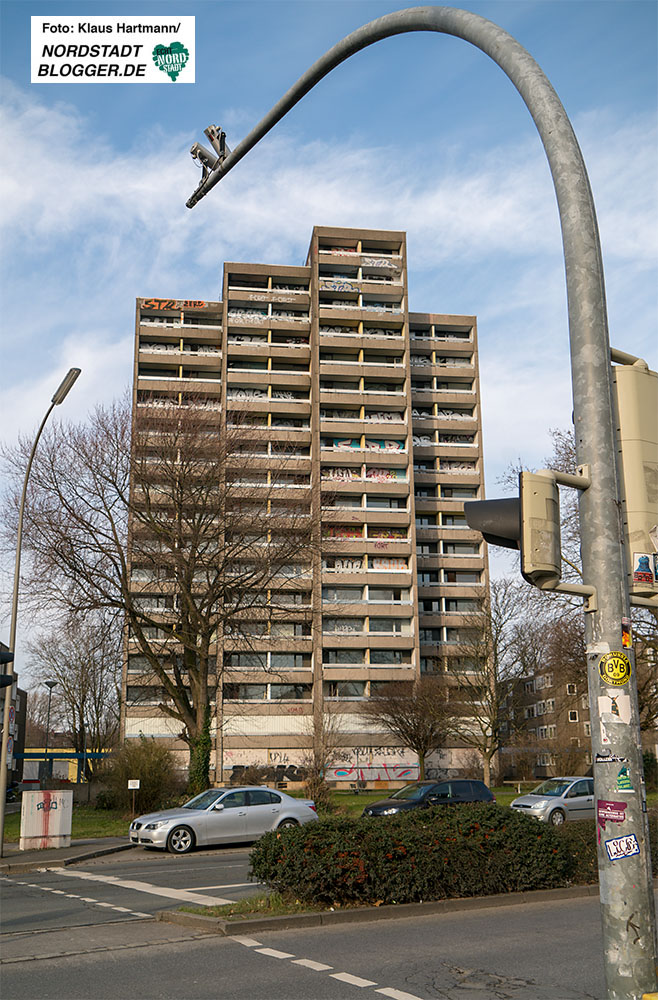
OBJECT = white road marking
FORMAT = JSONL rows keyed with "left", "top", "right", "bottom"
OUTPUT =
{"left": 227, "top": 933, "right": 425, "bottom": 998}
{"left": 331, "top": 972, "right": 378, "bottom": 987}
{"left": 376, "top": 989, "right": 426, "bottom": 1000}
{"left": 95, "top": 902, "right": 116, "bottom": 908}
{"left": 292, "top": 958, "right": 333, "bottom": 971}
{"left": 184, "top": 882, "right": 262, "bottom": 890}
{"left": 47, "top": 868, "right": 233, "bottom": 906}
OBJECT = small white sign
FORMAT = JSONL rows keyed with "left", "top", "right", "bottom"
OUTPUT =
{"left": 31, "top": 16, "right": 195, "bottom": 84}
{"left": 128, "top": 779, "right": 140, "bottom": 790}
{"left": 605, "top": 833, "right": 640, "bottom": 861}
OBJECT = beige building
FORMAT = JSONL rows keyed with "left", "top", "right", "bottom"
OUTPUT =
{"left": 123, "top": 226, "right": 488, "bottom": 783}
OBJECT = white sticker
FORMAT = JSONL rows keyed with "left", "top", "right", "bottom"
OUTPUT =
{"left": 605, "top": 834, "right": 640, "bottom": 861}
{"left": 598, "top": 692, "right": 631, "bottom": 726}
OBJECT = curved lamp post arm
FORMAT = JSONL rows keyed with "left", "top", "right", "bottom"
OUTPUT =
{"left": 185, "top": 8, "right": 654, "bottom": 995}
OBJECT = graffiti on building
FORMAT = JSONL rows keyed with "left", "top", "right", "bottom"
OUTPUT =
{"left": 142, "top": 299, "right": 207, "bottom": 310}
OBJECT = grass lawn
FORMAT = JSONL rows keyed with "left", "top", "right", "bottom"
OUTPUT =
{"left": 181, "top": 892, "right": 326, "bottom": 921}
{"left": 3, "top": 806, "right": 129, "bottom": 843}
{"left": 6, "top": 785, "right": 655, "bottom": 842}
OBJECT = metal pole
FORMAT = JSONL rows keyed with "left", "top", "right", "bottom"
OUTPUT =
{"left": 44, "top": 680, "right": 57, "bottom": 780}
{"left": 0, "top": 368, "right": 80, "bottom": 856}
{"left": 185, "top": 9, "right": 656, "bottom": 996}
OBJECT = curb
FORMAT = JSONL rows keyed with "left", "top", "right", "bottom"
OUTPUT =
{"left": 157, "top": 882, "right": 601, "bottom": 935}
{"left": 0, "top": 842, "right": 136, "bottom": 874}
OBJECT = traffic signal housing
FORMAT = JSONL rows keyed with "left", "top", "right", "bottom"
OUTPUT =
{"left": 465, "top": 471, "right": 561, "bottom": 589}
{"left": 0, "top": 648, "right": 14, "bottom": 689}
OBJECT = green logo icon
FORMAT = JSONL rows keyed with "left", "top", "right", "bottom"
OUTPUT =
{"left": 152, "top": 42, "right": 189, "bottom": 82}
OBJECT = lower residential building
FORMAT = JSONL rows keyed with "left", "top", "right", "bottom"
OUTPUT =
{"left": 122, "top": 225, "right": 489, "bottom": 784}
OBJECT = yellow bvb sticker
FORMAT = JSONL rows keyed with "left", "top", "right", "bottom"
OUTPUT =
{"left": 599, "top": 651, "right": 632, "bottom": 687}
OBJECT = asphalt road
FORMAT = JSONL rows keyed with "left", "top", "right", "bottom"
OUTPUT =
{"left": 0, "top": 846, "right": 612, "bottom": 999}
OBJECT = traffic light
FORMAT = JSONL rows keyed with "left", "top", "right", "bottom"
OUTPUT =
{"left": 465, "top": 471, "right": 561, "bottom": 589}
{"left": 0, "top": 648, "right": 14, "bottom": 689}
{"left": 612, "top": 360, "right": 658, "bottom": 598}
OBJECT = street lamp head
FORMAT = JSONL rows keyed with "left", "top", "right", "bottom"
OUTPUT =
{"left": 45, "top": 679, "right": 57, "bottom": 691}
{"left": 51, "top": 368, "right": 81, "bottom": 406}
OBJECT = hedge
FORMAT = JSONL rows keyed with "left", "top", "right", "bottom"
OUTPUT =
{"left": 250, "top": 804, "right": 575, "bottom": 906}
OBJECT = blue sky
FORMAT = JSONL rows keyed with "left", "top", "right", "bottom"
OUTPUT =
{"left": 1, "top": 0, "right": 657, "bottom": 615}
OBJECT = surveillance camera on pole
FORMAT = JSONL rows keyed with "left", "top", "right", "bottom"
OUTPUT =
{"left": 190, "top": 125, "right": 230, "bottom": 182}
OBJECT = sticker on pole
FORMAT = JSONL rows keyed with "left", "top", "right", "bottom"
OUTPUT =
{"left": 598, "top": 651, "right": 631, "bottom": 687}
{"left": 605, "top": 833, "right": 640, "bottom": 861}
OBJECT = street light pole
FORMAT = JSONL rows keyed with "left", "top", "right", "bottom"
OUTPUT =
{"left": 184, "top": 9, "right": 656, "bottom": 997}
{"left": 0, "top": 367, "right": 81, "bottom": 856}
{"left": 44, "top": 680, "right": 57, "bottom": 780}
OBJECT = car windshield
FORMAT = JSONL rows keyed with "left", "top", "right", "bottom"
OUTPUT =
{"left": 389, "top": 783, "right": 430, "bottom": 801}
{"left": 530, "top": 779, "right": 573, "bottom": 798}
{"left": 183, "top": 789, "right": 224, "bottom": 810}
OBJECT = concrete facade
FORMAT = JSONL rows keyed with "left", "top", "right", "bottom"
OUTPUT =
{"left": 123, "top": 226, "right": 488, "bottom": 782}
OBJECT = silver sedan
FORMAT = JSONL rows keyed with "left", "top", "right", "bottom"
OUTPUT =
{"left": 129, "top": 785, "right": 318, "bottom": 854}
{"left": 510, "top": 776, "right": 595, "bottom": 825}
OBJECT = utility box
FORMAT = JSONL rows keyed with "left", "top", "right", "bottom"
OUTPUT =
{"left": 19, "top": 789, "right": 73, "bottom": 850}
{"left": 612, "top": 361, "right": 658, "bottom": 597}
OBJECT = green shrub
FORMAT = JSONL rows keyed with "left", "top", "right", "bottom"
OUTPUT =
{"left": 250, "top": 804, "right": 574, "bottom": 907}
{"left": 644, "top": 752, "right": 658, "bottom": 793}
{"left": 555, "top": 812, "right": 658, "bottom": 882}
{"left": 97, "top": 736, "right": 184, "bottom": 813}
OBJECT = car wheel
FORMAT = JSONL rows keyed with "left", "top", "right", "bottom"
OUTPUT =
{"left": 277, "top": 819, "right": 299, "bottom": 830}
{"left": 549, "top": 809, "right": 566, "bottom": 827}
{"left": 167, "top": 825, "right": 195, "bottom": 854}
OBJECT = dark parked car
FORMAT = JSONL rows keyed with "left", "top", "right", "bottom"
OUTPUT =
{"left": 362, "top": 779, "right": 495, "bottom": 817}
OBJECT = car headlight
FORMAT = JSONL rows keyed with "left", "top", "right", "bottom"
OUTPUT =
{"left": 144, "top": 821, "right": 169, "bottom": 830}
{"left": 380, "top": 807, "right": 400, "bottom": 815}
{"left": 529, "top": 800, "right": 549, "bottom": 810}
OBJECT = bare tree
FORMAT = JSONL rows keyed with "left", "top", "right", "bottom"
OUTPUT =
{"left": 24, "top": 687, "right": 63, "bottom": 746}
{"left": 27, "top": 613, "right": 121, "bottom": 778}
{"left": 441, "top": 578, "right": 529, "bottom": 786}
{"left": 360, "top": 678, "right": 450, "bottom": 780}
{"left": 300, "top": 710, "right": 350, "bottom": 813}
{"left": 2, "top": 395, "right": 316, "bottom": 789}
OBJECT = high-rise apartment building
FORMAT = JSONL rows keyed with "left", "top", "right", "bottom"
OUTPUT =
{"left": 123, "top": 226, "right": 488, "bottom": 783}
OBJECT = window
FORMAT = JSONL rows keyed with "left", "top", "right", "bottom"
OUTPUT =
{"left": 270, "top": 653, "right": 310, "bottom": 670}
{"left": 369, "top": 618, "right": 407, "bottom": 634}
{"left": 270, "top": 684, "right": 312, "bottom": 700}
{"left": 584, "top": 721, "right": 591, "bottom": 736}
{"left": 322, "top": 586, "right": 363, "bottom": 602}
{"left": 566, "top": 683, "right": 577, "bottom": 695}
{"left": 443, "top": 570, "right": 480, "bottom": 583}
{"left": 370, "top": 649, "right": 411, "bottom": 665}
{"left": 224, "top": 684, "right": 267, "bottom": 701}
{"left": 323, "top": 618, "right": 363, "bottom": 633}
{"left": 419, "top": 628, "right": 442, "bottom": 643}
{"left": 568, "top": 710, "right": 579, "bottom": 723}
{"left": 324, "top": 681, "right": 366, "bottom": 699}
{"left": 323, "top": 649, "right": 364, "bottom": 664}
{"left": 226, "top": 653, "right": 267, "bottom": 670}
{"left": 368, "top": 587, "right": 408, "bottom": 603}
{"left": 248, "top": 789, "right": 280, "bottom": 806}
{"left": 367, "top": 496, "right": 407, "bottom": 510}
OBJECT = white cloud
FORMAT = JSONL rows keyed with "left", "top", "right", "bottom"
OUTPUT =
{"left": 0, "top": 80, "right": 655, "bottom": 480}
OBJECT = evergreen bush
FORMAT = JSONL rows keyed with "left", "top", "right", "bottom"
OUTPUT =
{"left": 250, "top": 804, "right": 574, "bottom": 906}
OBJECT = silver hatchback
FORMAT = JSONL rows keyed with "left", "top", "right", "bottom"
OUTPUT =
{"left": 129, "top": 785, "right": 318, "bottom": 854}
{"left": 510, "top": 776, "right": 595, "bottom": 826}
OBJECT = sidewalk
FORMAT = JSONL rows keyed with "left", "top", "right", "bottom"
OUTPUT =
{"left": 0, "top": 837, "right": 134, "bottom": 873}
